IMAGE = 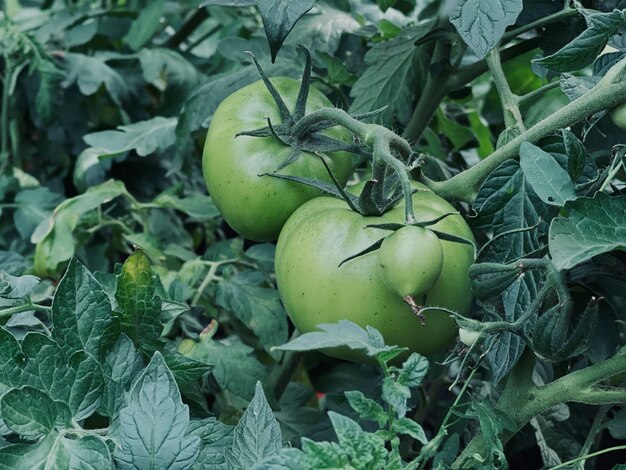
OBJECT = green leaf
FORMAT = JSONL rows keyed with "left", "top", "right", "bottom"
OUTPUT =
{"left": 382, "top": 376, "right": 410, "bottom": 418}
{"left": 13, "top": 187, "right": 64, "bottom": 240}
{"left": 0, "top": 432, "right": 112, "bottom": 470}
{"left": 519, "top": 142, "right": 577, "bottom": 206}
{"left": 161, "top": 349, "right": 212, "bottom": 384}
{"left": 257, "top": 0, "right": 315, "bottom": 62}
{"left": 114, "top": 250, "right": 163, "bottom": 348}
{"left": 327, "top": 412, "right": 389, "bottom": 468}
{"left": 392, "top": 417, "right": 428, "bottom": 444}
{"left": 274, "top": 320, "right": 407, "bottom": 361}
{"left": 187, "top": 418, "right": 234, "bottom": 470}
{"left": 549, "top": 193, "right": 626, "bottom": 270}
{"left": 51, "top": 258, "right": 114, "bottom": 358}
{"left": 180, "top": 336, "right": 268, "bottom": 400}
{"left": 62, "top": 52, "right": 129, "bottom": 105}
{"left": 34, "top": 180, "right": 130, "bottom": 276}
{"left": 98, "top": 334, "right": 143, "bottom": 420}
{"left": 0, "top": 387, "right": 58, "bottom": 438}
{"left": 561, "top": 129, "right": 587, "bottom": 181}
{"left": 395, "top": 353, "right": 428, "bottom": 388}
{"left": 345, "top": 391, "right": 387, "bottom": 427}
{"left": 449, "top": 0, "right": 523, "bottom": 59}
{"left": 115, "top": 352, "right": 201, "bottom": 469}
{"left": 0, "top": 271, "right": 39, "bottom": 299}
{"left": 216, "top": 272, "right": 288, "bottom": 357}
{"left": 123, "top": 0, "right": 165, "bottom": 51}
{"left": 350, "top": 24, "right": 432, "bottom": 127}
{"left": 152, "top": 193, "right": 220, "bottom": 221}
{"left": 83, "top": 116, "right": 177, "bottom": 156}
{"left": 533, "top": 10, "right": 625, "bottom": 72}
{"left": 227, "top": 381, "right": 282, "bottom": 466}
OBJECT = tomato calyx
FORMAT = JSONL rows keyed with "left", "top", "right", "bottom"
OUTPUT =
{"left": 338, "top": 215, "right": 475, "bottom": 268}
{"left": 237, "top": 47, "right": 363, "bottom": 172}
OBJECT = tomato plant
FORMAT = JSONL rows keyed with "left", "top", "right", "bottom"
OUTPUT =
{"left": 202, "top": 77, "right": 353, "bottom": 241}
{"left": 2, "top": 1, "right": 626, "bottom": 469}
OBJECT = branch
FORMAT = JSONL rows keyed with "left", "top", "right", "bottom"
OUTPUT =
{"left": 421, "top": 59, "right": 626, "bottom": 203}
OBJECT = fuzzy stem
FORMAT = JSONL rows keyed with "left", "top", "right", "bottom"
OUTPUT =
{"left": 421, "top": 60, "right": 626, "bottom": 203}
{"left": 485, "top": 48, "right": 525, "bottom": 131}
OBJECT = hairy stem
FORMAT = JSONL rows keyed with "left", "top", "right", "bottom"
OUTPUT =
{"left": 0, "top": 303, "right": 52, "bottom": 318}
{"left": 485, "top": 48, "right": 525, "bottom": 131}
{"left": 421, "top": 60, "right": 626, "bottom": 203}
{"left": 452, "top": 349, "right": 626, "bottom": 468}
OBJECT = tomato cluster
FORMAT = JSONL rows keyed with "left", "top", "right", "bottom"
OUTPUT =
{"left": 203, "top": 78, "right": 475, "bottom": 358}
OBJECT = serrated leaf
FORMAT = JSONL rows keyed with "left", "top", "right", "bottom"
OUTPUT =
{"left": 350, "top": 25, "right": 432, "bottom": 127}
{"left": 519, "top": 142, "right": 577, "bottom": 206}
{"left": 98, "top": 334, "right": 143, "bottom": 420}
{"left": 449, "top": 0, "right": 523, "bottom": 59}
{"left": 187, "top": 418, "right": 233, "bottom": 470}
{"left": 180, "top": 337, "right": 267, "bottom": 400}
{"left": 393, "top": 417, "right": 428, "bottom": 444}
{"left": 345, "top": 391, "right": 387, "bottom": 426}
{"left": 0, "top": 271, "right": 39, "bottom": 299}
{"left": 13, "top": 187, "right": 64, "bottom": 240}
{"left": 83, "top": 116, "right": 177, "bottom": 157}
{"left": 382, "top": 376, "right": 410, "bottom": 418}
{"left": 257, "top": 0, "right": 315, "bottom": 62}
{"left": 227, "top": 381, "right": 282, "bottom": 466}
{"left": 115, "top": 352, "right": 201, "bottom": 469}
{"left": 0, "top": 387, "right": 58, "bottom": 438}
{"left": 215, "top": 272, "right": 288, "bottom": 358}
{"left": 51, "top": 258, "right": 114, "bottom": 358}
{"left": 395, "top": 353, "right": 428, "bottom": 388}
{"left": 0, "top": 432, "right": 112, "bottom": 469}
{"left": 34, "top": 180, "right": 130, "bottom": 276}
{"left": 549, "top": 193, "right": 626, "bottom": 270}
{"left": 152, "top": 193, "right": 220, "bottom": 221}
{"left": 62, "top": 52, "right": 129, "bottom": 105}
{"left": 274, "top": 320, "right": 407, "bottom": 360}
{"left": 115, "top": 250, "right": 163, "bottom": 348}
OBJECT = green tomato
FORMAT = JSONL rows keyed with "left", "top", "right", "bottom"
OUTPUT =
{"left": 202, "top": 77, "right": 353, "bottom": 242}
{"left": 378, "top": 226, "right": 444, "bottom": 298}
{"left": 275, "top": 182, "right": 475, "bottom": 360}
{"left": 610, "top": 101, "right": 626, "bottom": 130}
{"left": 459, "top": 328, "right": 480, "bottom": 347}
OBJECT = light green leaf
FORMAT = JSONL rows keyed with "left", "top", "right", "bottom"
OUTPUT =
{"left": 123, "top": 0, "right": 165, "bottom": 51}
{"left": 549, "top": 193, "right": 626, "bottom": 270}
{"left": 519, "top": 142, "right": 577, "bottom": 206}
{"left": 13, "top": 187, "right": 64, "bottom": 240}
{"left": 227, "top": 381, "right": 282, "bottom": 466}
{"left": 115, "top": 352, "right": 200, "bottom": 469}
{"left": 83, "top": 116, "right": 177, "bottom": 157}
{"left": 187, "top": 418, "right": 233, "bottom": 470}
{"left": 62, "top": 52, "right": 129, "bottom": 104}
{"left": 0, "top": 271, "right": 39, "bottom": 299}
{"left": 0, "top": 432, "right": 112, "bottom": 470}
{"left": 33, "top": 180, "right": 130, "bottom": 276}
{"left": 449, "top": 0, "right": 523, "bottom": 59}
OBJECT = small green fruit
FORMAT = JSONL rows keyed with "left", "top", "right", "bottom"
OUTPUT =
{"left": 378, "top": 226, "right": 444, "bottom": 298}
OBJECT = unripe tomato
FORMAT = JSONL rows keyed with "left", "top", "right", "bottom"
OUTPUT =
{"left": 275, "top": 182, "right": 475, "bottom": 360}
{"left": 378, "top": 226, "right": 444, "bottom": 298}
{"left": 459, "top": 328, "right": 481, "bottom": 347}
{"left": 202, "top": 77, "right": 353, "bottom": 242}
